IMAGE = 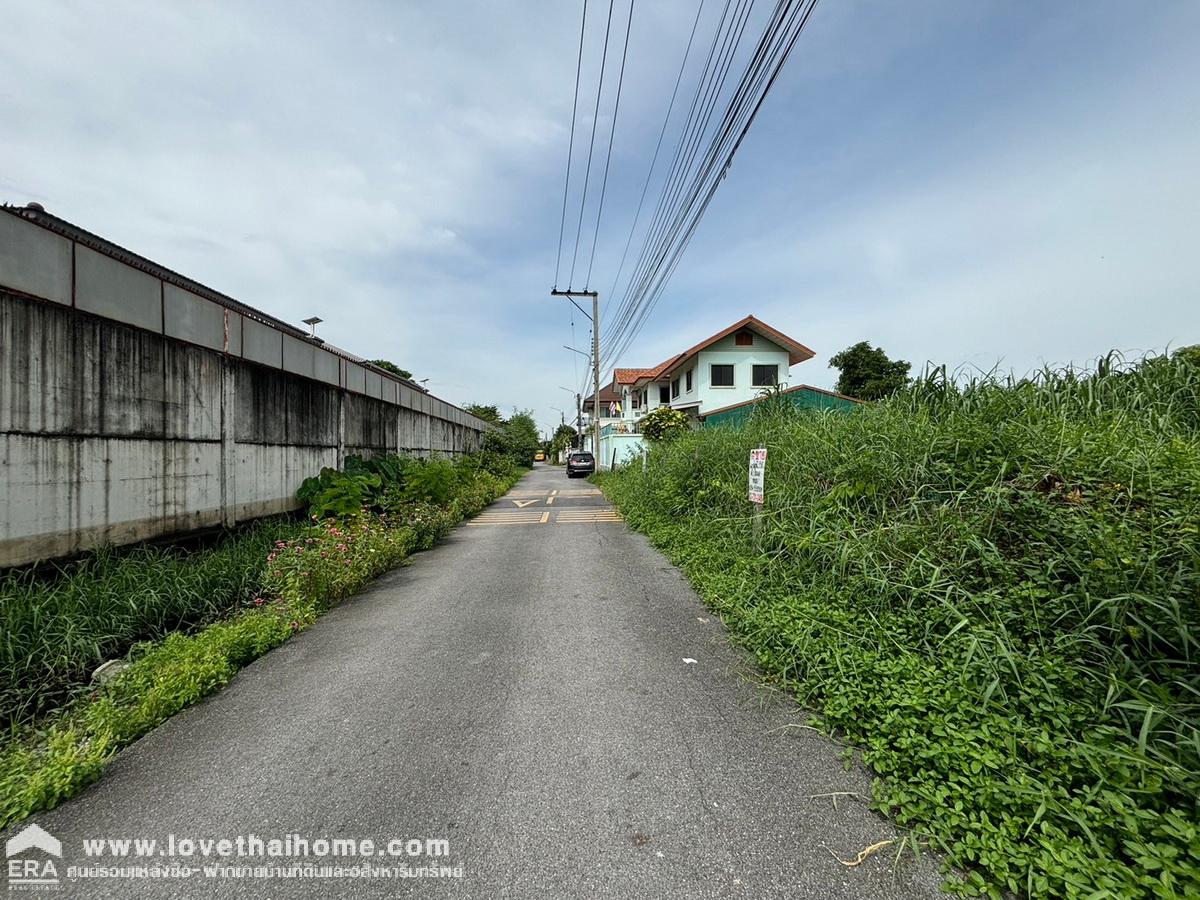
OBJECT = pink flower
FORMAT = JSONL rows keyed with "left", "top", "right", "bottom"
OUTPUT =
{"left": 253, "top": 597, "right": 264, "bottom": 606}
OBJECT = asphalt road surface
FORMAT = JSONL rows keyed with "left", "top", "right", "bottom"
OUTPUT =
{"left": 5, "top": 465, "right": 944, "bottom": 898}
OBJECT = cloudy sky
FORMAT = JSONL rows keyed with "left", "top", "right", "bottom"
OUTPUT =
{"left": 3, "top": 1, "right": 1198, "bottom": 435}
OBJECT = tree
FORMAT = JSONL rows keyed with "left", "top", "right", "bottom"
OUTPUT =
{"left": 465, "top": 404, "right": 503, "bottom": 426}
{"left": 481, "top": 409, "right": 540, "bottom": 467}
{"left": 828, "top": 341, "right": 911, "bottom": 400}
{"left": 367, "top": 359, "right": 413, "bottom": 380}
{"left": 549, "top": 423, "right": 577, "bottom": 455}
{"left": 639, "top": 405, "right": 691, "bottom": 441}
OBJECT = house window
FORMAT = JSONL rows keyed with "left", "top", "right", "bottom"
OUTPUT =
{"left": 631, "top": 391, "right": 640, "bottom": 410}
{"left": 735, "top": 331, "right": 753, "bottom": 346}
{"left": 710, "top": 364, "right": 734, "bottom": 387}
{"left": 752, "top": 364, "right": 778, "bottom": 387}
{"left": 671, "top": 378, "right": 680, "bottom": 399}
{"left": 659, "top": 385, "right": 670, "bottom": 404}
{"left": 685, "top": 369, "right": 693, "bottom": 392}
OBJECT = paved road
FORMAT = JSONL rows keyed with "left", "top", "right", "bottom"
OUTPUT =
{"left": 5, "top": 465, "right": 943, "bottom": 898}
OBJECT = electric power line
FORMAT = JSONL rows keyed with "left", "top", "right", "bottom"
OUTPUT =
{"left": 582, "top": 0, "right": 637, "bottom": 288}
{"left": 567, "top": 0, "right": 617, "bottom": 288}
{"left": 603, "top": 0, "right": 820, "bottom": 370}
{"left": 553, "top": 0, "right": 590, "bottom": 289}
{"left": 602, "top": 0, "right": 708, "bottom": 321}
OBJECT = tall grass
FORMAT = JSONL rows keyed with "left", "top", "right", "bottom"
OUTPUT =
{"left": 0, "top": 521, "right": 302, "bottom": 731}
{"left": 597, "top": 351, "right": 1200, "bottom": 897}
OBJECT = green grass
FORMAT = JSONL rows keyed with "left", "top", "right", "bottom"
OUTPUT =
{"left": 0, "top": 459, "right": 524, "bottom": 829}
{"left": 0, "top": 521, "right": 303, "bottom": 731}
{"left": 595, "top": 352, "right": 1200, "bottom": 898}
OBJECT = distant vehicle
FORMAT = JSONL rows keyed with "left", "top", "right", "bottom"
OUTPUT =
{"left": 566, "top": 451, "right": 595, "bottom": 478}
{"left": 534, "top": 451, "right": 545, "bottom": 462}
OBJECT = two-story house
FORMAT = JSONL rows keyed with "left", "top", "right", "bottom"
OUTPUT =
{"left": 583, "top": 315, "right": 816, "bottom": 466}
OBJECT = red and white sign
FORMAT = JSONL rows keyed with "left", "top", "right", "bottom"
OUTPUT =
{"left": 748, "top": 448, "right": 767, "bottom": 504}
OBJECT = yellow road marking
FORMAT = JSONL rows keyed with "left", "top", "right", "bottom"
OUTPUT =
{"left": 465, "top": 504, "right": 622, "bottom": 526}
{"left": 471, "top": 511, "right": 546, "bottom": 521}
{"left": 468, "top": 520, "right": 541, "bottom": 526}
{"left": 511, "top": 499, "right": 539, "bottom": 508}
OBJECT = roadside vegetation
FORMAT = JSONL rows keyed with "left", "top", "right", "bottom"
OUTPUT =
{"left": 595, "top": 351, "right": 1200, "bottom": 898}
{"left": 0, "top": 449, "right": 525, "bottom": 829}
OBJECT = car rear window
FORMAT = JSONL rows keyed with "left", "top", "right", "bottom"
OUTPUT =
{"left": 572, "top": 453, "right": 594, "bottom": 461}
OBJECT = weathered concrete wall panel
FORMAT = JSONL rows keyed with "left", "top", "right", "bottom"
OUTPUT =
{"left": 313, "top": 347, "right": 340, "bottom": 386}
{"left": 75, "top": 244, "right": 162, "bottom": 332}
{"left": 1, "top": 297, "right": 101, "bottom": 434}
{"left": 0, "top": 213, "right": 72, "bottom": 306}
{"left": 343, "top": 393, "right": 397, "bottom": 452}
{"left": 282, "top": 334, "right": 316, "bottom": 379}
{"left": 232, "top": 443, "right": 335, "bottom": 521}
{"left": 242, "top": 318, "right": 282, "bottom": 368}
{"left": 164, "top": 284, "right": 225, "bottom": 352}
{"left": 1, "top": 434, "right": 223, "bottom": 563}
{"left": 1, "top": 207, "right": 491, "bottom": 568}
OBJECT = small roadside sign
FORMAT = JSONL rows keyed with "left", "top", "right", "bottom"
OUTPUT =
{"left": 748, "top": 448, "right": 767, "bottom": 504}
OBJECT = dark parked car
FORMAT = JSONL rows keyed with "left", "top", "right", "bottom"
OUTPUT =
{"left": 566, "top": 451, "right": 595, "bottom": 478}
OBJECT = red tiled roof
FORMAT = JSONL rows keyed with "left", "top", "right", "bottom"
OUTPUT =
{"left": 614, "top": 368, "right": 651, "bottom": 384}
{"left": 612, "top": 316, "right": 814, "bottom": 387}
{"left": 617, "top": 354, "right": 683, "bottom": 387}
{"left": 581, "top": 380, "right": 621, "bottom": 410}
{"left": 657, "top": 315, "right": 814, "bottom": 380}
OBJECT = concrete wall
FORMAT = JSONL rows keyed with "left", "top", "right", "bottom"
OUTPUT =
{"left": 0, "top": 207, "right": 491, "bottom": 567}
{"left": 597, "top": 433, "right": 645, "bottom": 471}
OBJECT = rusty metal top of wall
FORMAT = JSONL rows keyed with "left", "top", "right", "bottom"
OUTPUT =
{"left": 0, "top": 203, "right": 438, "bottom": 400}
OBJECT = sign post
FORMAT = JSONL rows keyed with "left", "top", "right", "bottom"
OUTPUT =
{"left": 748, "top": 448, "right": 767, "bottom": 548}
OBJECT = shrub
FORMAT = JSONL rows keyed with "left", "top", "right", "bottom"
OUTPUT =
{"left": 596, "top": 352, "right": 1200, "bottom": 898}
{"left": 639, "top": 405, "right": 691, "bottom": 441}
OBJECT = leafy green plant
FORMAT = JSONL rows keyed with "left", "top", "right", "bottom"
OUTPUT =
{"left": 296, "top": 465, "right": 382, "bottom": 518}
{"left": 597, "top": 351, "right": 1200, "bottom": 898}
{"left": 639, "top": 405, "right": 691, "bottom": 441}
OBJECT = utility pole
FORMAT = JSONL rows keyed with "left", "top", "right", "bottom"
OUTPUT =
{"left": 558, "top": 386, "right": 583, "bottom": 449}
{"left": 551, "top": 289, "right": 600, "bottom": 461}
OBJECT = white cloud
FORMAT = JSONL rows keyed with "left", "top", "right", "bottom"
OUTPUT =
{"left": 1, "top": 0, "right": 1196, "bottom": 434}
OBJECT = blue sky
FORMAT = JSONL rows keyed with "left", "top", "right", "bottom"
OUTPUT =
{"left": 2, "top": 1, "right": 1198, "bottom": 436}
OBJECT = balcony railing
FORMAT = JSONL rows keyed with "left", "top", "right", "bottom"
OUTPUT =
{"left": 600, "top": 422, "right": 642, "bottom": 438}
